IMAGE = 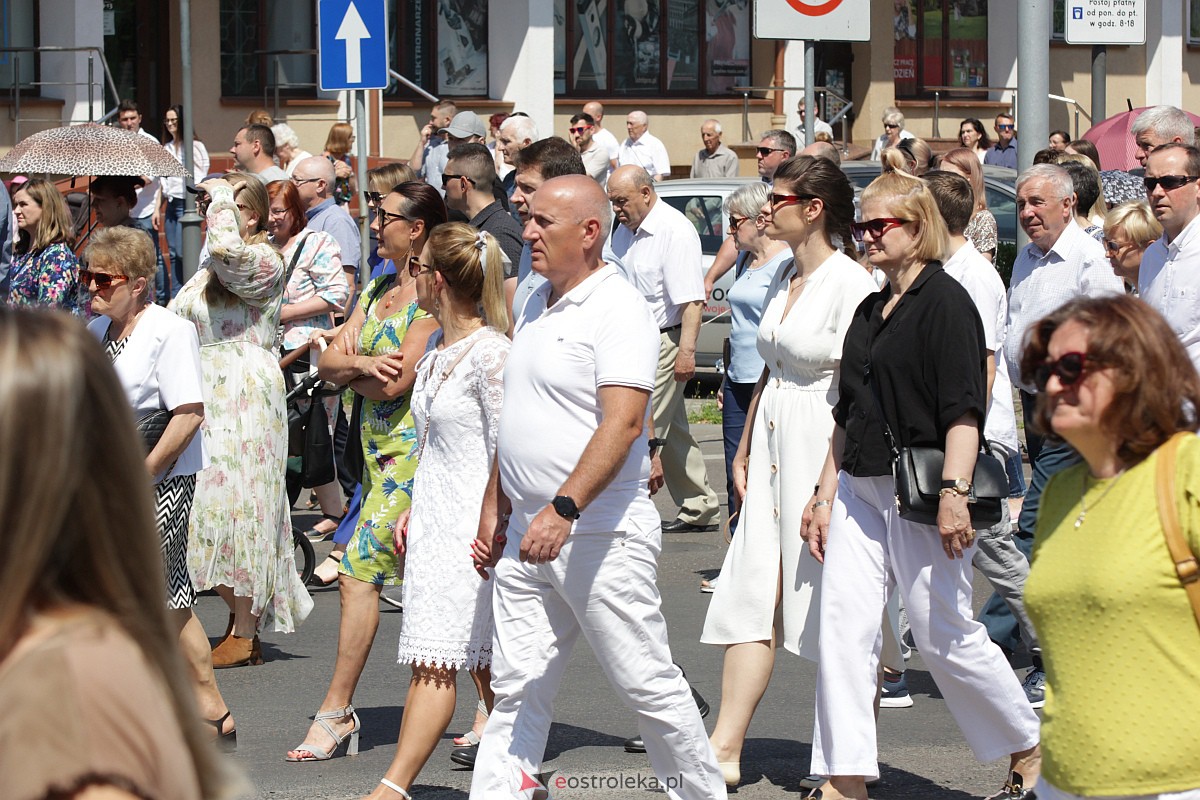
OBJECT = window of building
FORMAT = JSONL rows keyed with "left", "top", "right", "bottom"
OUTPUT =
{"left": 893, "top": 0, "right": 988, "bottom": 99}
{"left": 562, "top": 0, "right": 749, "bottom": 97}
{"left": 1189, "top": 0, "right": 1200, "bottom": 45}
{"left": 391, "top": 1, "right": 488, "bottom": 98}
{"left": 219, "top": 0, "right": 315, "bottom": 99}
{"left": 1, "top": 0, "right": 38, "bottom": 93}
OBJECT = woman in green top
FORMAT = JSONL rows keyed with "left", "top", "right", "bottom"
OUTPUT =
{"left": 285, "top": 182, "right": 445, "bottom": 762}
{"left": 1021, "top": 294, "right": 1200, "bottom": 799}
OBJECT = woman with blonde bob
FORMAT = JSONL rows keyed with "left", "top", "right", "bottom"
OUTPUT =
{"left": 801, "top": 170, "right": 1042, "bottom": 799}
{"left": 938, "top": 146, "right": 999, "bottom": 262}
{"left": 1102, "top": 201, "right": 1161, "bottom": 292}
{"left": 0, "top": 307, "right": 236, "bottom": 800}
{"left": 367, "top": 223, "right": 510, "bottom": 800}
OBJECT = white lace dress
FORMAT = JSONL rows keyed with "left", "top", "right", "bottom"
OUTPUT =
{"left": 397, "top": 327, "right": 509, "bottom": 670}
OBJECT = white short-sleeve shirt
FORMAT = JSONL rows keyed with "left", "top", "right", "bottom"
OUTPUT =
{"left": 498, "top": 264, "right": 660, "bottom": 535}
{"left": 1139, "top": 214, "right": 1200, "bottom": 373}
{"left": 592, "top": 127, "right": 621, "bottom": 164}
{"left": 88, "top": 303, "right": 209, "bottom": 482}
{"left": 942, "top": 241, "right": 1020, "bottom": 454}
{"left": 618, "top": 131, "right": 672, "bottom": 180}
{"left": 608, "top": 197, "right": 705, "bottom": 329}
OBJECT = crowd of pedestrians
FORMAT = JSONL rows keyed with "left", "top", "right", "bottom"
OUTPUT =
{"left": 2, "top": 98, "right": 1200, "bottom": 800}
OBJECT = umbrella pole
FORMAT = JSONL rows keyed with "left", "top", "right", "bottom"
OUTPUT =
{"left": 179, "top": 0, "right": 202, "bottom": 285}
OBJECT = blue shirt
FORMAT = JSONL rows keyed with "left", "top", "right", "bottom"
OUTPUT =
{"left": 305, "top": 198, "right": 361, "bottom": 272}
{"left": 726, "top": 249, "right": 792, "bottom": 383}
{"left": 984, "top": 139, "right": 1018, "bottom": 170}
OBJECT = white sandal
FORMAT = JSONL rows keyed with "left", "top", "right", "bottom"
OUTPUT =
{"left": 380, "top": 778, "right": 412, "bottom": 798}
{"left": 452, "top": 699, "right": 489, "bottom": 747}
{"left": 284, "top": 704, "right": 360, "bottom": 762}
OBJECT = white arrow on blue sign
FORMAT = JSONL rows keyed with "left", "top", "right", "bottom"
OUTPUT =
{"left": 318, "top": 0, "right": 389, "bottom": 91}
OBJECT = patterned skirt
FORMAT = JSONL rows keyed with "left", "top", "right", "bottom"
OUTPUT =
{"left": 157, "top": 472, "right": 198, "bottom": 609}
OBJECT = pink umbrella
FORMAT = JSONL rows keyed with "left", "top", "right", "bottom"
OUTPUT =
{"left": 1082, "top": 107, "right": 1200, "bottom": 171}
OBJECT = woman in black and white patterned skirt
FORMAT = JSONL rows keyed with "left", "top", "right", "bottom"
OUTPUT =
{"left": 83, "top": 226, "right": 238, "bottom": 751}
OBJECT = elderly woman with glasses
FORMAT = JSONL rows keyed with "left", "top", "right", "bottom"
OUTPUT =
{"left": 701, "top": 157, "right": 876, "bottom": 788}
{"left": 285, "top": 181, "right": 444, "bottom": 763}
{"left": 82, "top": 225, "right": 237, "bottom": 750}
{"left": 869, "top": 107, "right": 913, "bottom": 160}
{"left": 1102, "top": 200, "right": 1161, "bottom": 293}
{"left": 801, "top": 169, "right": 1042, "bottom": 800}
{"left": 171, "top": 173, "right": 312, "bottom": 669}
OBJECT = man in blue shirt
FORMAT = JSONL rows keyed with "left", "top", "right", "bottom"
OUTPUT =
{"left": 292, "top": 156, "right": 361, "bottom": 308}
{"left": 984, "top": 113, "right": 1018, "bottom": 169}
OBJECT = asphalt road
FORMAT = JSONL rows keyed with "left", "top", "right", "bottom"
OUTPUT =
{"left": 198, "top": 422, "right": 1035, "bottom": 799}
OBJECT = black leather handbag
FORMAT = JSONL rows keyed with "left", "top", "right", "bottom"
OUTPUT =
{"left": 135, "top": 408, "right": 172, "bottom": 454}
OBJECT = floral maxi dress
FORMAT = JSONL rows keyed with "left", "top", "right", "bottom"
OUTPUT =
{"left": 171, "top": 183, "right": 312, "bottom": 633}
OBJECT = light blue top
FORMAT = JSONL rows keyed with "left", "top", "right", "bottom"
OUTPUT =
{"left": 726, "top": 249, "right": 792, "bottom": 384}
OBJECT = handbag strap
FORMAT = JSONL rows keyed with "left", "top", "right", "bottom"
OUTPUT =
{"left": 283, "top": 232, "right": 312, "bottom": 288}
{"left": 1154, "top": 431, "right": 1200, "bottom": 632}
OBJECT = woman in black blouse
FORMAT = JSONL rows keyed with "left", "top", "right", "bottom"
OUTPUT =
{"left": 800, "top": 170, "right": 1042, "bottom": 800}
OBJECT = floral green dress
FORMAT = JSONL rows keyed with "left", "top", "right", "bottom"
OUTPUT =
{"left": 171, "top": 183, "right": 313, "bottom": 633}
{"left": 340, "top": 275, "right": 431, "bottom": 585}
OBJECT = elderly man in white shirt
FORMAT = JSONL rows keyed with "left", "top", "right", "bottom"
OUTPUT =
{"left": 608, "top": 165, "right": 720, "bottom": 533}
{"left": 981, "top": 163, "right": 1124, "bottom": 659}
{"left": 619, "top": 111, "right": 672, "bottom": 182}
{"left": 469, "top": 175, "right": 726, "bottom": 800}
{"left": 1139, "top": 144, "right": 1200, "bottom": 372}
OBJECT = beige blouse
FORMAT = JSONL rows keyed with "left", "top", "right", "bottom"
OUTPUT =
{"left": 0, "top": 608, "right": 202, "bottom": 800}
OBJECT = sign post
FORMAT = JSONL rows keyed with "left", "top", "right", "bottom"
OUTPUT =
{"left": 753, "top": 0, "right": 870, "bottom": 145}
{"left": 317, "top": 0, "right": 389, "bottom": 91}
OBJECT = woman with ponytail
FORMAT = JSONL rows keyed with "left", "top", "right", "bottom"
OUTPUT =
{"left": 700, "top": 155, "right": 877, "bottom": 787}
{"left": 367, "top": 224, "right": 510, "bottom": 800}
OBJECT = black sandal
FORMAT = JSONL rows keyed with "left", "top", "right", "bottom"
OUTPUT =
{"left": 305, "top": 513, "right": 343, "bottom": 542}
{"left": 307, "top": 553, "right": 343, "bottom": 588}
{"left": 985, "top": 772, "right": 1037, "bottom": 800}
{"left": 207, "top": 710, "right": 237, "bottom": 752}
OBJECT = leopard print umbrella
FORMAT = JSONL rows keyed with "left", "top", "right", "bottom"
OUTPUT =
{"left": 0, "top": 123, "right": 189, "bottom": 177}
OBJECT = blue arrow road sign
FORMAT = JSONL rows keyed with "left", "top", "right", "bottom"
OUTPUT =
{"left": 318, "top": 0, "right": 389, "bottom": 91}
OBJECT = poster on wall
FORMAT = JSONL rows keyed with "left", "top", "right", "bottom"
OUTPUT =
{"left": 614, "top": 0, "right": 660, "bottom": 91}
{"left": 573, "top": 0, "right": 608, "bottom": 91}
{"left": 666, "top": 0, "right": 699, "bottom": 91}
{"left": 707, "top": 0, "right": 749, "bottom": 95}
{"left": 893, "top": 0, "right": 918, "bottom": 96}
{"left": 1190, "top": 0, "right": 1200, "bottom": 43}
{"left": 437, "top": 0, "right": 487, "bottom": 94}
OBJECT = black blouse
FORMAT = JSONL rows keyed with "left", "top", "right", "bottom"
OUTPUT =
{"left": 833, "top": 262, "right": 987, "bottom": 477}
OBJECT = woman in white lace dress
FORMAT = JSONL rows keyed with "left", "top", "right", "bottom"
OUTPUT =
{"left": 366, "top": 224, "right": 510, "bottom": 800}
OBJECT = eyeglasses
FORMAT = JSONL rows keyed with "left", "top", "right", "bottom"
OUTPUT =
{"left": 756, "top": 146, "right": 788, "bottom": 157}
{"left": 365, "top": 191, "right": 384, "bottom": 209}
{"left": 997, "top": 124, "right": 1015, "bottom": 131}
{"left": 568, "top": 126, "right": 591, "bottom": 134}
{"left": 769, "top": 193, "right": 815, "bottom": 210}
{"left": 1143, "top": 175, "right": 1200, "bottom": 192}
{"left": 883, "top": 123, "right": 900, "bottom": 130}
{"left": 850, "top": 217, "right": 910, "bottom": 242}
{"left": 1033, "top": 351, "right": 1103, "bottom": 392}
{"left": 1104, "top": 238, "right": 1132, "bottom": 253}
{"left": 442, "top": 173, "right": 476, "bottom": 187}
{"left": 79, "top": 269, "right": 129, "bottom": 292}
{"left": 292, "top": 177, "right": 321, "bottom": 186}
{"left": 406, "top": 254, "right": 435, "bottom": 278}
{"left": 376, "top": 207, "right": 413, "bottom": 227}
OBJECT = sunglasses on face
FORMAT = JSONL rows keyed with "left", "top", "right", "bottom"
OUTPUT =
{"left": 1033, "top": 351, "right": 1101, "bottom": 392}
{"left": 442, "top": 173, "right": 476, "bottom": 187}
{"left": 568, "top": 126, "right": 591, "bottom": 134}
{"left": 728, "top": 215, "right": 750, "bottom": 231}
{"left": 1104, "top": 238, "right": 1131, "bottom": 253}
{"left": 883, "top": 123, "right": 900, "bottom": 130}
{"left": 292, "top": 177, "right": 321, "bottom": 186}
{"left": 997, "top": 124, "right": 1015, "bottom": 131}
{"left": 406, "top": 254, "right": 435, "bottom": 278}
{"left": 79, "top": 268, "right": 129, "bottom": 291}
{"left": 769, "top": 193, "right": 814, "bottom": 210}
{"left": 365, "top": 191, "right": 384, "bottom": 208}
{"left": 850, "top": 217, "right": 909, "bottom": 242}
{"left": 376, "top": 207, "right": 412, "bottom": 227}
{"left": 1144, "top": 175, "right": 1200, "bottom": 192}
{"left": 756, "top": 146, "right": 787, "bottom": 157}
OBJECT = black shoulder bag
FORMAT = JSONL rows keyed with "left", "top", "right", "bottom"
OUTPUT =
{"left": 864, "top": 355, "right": 1007, "bottom": 528}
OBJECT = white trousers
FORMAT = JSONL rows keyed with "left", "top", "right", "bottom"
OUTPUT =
{"left": 470, "top": 520, "right": 726, "bottom": 800}
{"left": 811, "top": 473, "right": 1040, "bottom": 779}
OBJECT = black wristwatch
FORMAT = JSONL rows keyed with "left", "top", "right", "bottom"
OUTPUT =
{"left": 552, "top": 495, "right": 581, "bottom": 520}
{"left": 648, "top": 437, "right": 667, "bottom": 452}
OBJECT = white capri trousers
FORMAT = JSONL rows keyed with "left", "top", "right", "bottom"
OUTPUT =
{"left": 811, "top": 472, "right": 1040, "bottom": 779}
{"left": 470, "top": 520, "right": 726, "bottom": 800}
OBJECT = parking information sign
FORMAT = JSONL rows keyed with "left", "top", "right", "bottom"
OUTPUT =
{"left": 1065, "top": 0, "right": 1146, "bottom": 45}
{"left": 318, "top": 0, "right": 389, "bottom": 91}
{"left": 753, "top": 0, "right": 870, "bottom": 42}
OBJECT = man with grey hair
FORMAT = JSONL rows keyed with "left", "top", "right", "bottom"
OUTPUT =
{"left": 619, "top": 111, "right": 672, "bottom": 181}
{"left": 498, "top": 115, "right": 539, "bottom": 198}
{"left": 800, "top": 140, "right": 841, "bottom": 165}
{"left": 608, "top": 165, "right": 720, "bottom": 532}
{"left": 469, "top": 173, "right": 726, "bottom": 800}
{"left": 1131, "top": 105, "right": 1197, "bottom": 168}
{"left": 980, "top": 163, "right": 1123, "bottom": 669}
{"left": 690, "top": 119, "right": 738, "bottom": 178}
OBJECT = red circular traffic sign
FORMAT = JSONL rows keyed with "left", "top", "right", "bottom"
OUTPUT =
{"left": 784, "top": 0, "right": 845, "bottom": 14}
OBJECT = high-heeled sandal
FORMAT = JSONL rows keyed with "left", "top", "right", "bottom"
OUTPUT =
{"left": 285, "top": 704, "right": 361, "bottom": 762}
{"left": 379, "top": 778, "right": 412, "bottom": 798}
{"left": 308, "top": 553, "right": 343, "bottom": 588}
{"left": 206, "top": 710, "right": 237, "bottom": 752}
{"left": 452, "top": 699, "right": 489, "bottom": 746}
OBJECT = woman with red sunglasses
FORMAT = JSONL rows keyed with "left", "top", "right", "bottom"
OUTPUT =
{"left": 802, "top": 168, "right": 1042, "bottom": 800}
{"left": 1018, "top": 295, "right": 1200, "bottom": 800}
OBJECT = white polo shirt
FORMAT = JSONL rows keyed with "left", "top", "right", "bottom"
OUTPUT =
{"left": 618, "top": 131, "right": 672, "bottom": 180}
{"left": 1139, "top": 213, "right": 1200, "bottom": 373}
{"left": 592, "top": 127, "right": 621, "bottom": 164}
{"left": 498, "top": 264, "right": 660, "bottom": 535}
{"left": 608, "top": 197, "right": 705, "bottom": 329}
{"left": 942, "top": 241, "right": 1020, "bottom": 455}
